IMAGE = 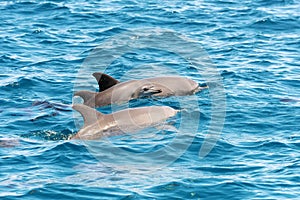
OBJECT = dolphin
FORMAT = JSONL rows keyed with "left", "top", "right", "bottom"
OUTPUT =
{"left": 71, "top": 104, "right": 178, "bottom": 140}
{"left": 0, "top": 138, "right": 19, "bottom": 148}
{"left": 74, "top": 72, "right": 207, "bottom": 108}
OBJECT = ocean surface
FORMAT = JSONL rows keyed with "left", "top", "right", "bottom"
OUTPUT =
{"left": 1, "top": 0, "right": 300, "bottom": 199}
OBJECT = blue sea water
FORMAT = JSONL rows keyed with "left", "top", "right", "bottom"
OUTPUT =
{"left": 1, "top": 0, "right": 300, "bottom": 199}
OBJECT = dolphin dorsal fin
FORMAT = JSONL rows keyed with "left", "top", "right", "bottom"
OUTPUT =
{"left": 92, "top": 72, "right": 120, "bottom": 91}
{"left": 72, "top": 104, "right": 104, "bottom": 127}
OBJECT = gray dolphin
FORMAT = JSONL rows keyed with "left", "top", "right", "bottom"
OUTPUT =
{"left": 71, "top": 104, "right": 178, "bottom": 140}
{"left": 0, "top": 138, "right": 19, "bottom": 148}
{"left": 74, "top": 72, "right": 207, "bottom": 108}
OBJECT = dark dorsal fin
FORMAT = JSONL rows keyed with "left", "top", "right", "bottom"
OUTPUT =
{"left": 92, "top": 72, "right": 120, "bottom": 92}
{"left": 72, "top": 104, "right": 104, "bottom": 127}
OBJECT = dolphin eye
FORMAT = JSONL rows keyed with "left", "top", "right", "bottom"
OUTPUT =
{"left": 143, "top": 87, "right": 149, "bottom": 91}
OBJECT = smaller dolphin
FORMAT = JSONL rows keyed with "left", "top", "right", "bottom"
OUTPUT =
{"left": 74, "top": 72, "right": 206, "bottom": 108}
{"left": 71, "top": 104, "right": 178, "bottom": 140}
{"left": 0, "top": 138, "right": 20, "bottom": 148}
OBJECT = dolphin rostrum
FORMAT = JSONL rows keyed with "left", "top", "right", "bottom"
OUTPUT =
{"left": 74, "top": 72, "right": 207, "bottom": 108}
{"left": 71, "top": 104, "right": 178, "bottom": 140}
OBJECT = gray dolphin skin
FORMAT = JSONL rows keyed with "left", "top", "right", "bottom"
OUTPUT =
{"left": 74, "top": 72, "right": 206, "bottom": 108}
{"left": 0, "top": 138, "right": 19, "bottom": 148}
{"left": 71, "top": 104, "right": 178, "bottom": 140}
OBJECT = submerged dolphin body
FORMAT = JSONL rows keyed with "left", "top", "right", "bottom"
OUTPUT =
{"left": 71, "top": 104, "right": 178, "bottom": 140}
{"left": 0, "top": 138, "right": 19, "bottom": 148}
{"left": 74, "top": 72, "right": 206, "bottom": 108}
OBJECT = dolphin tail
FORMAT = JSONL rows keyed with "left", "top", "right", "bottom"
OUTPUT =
{"left": 195, "top": 83, "right": 209, "bottom": 93}
{"left": 74, "top": 90, "right": 97, "bottom": 106}
{"left": 92, "top": 72, "right": 120, "bottom": 91}
{"left": 72, "top": 104, "right": 104, "bottom": 127}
